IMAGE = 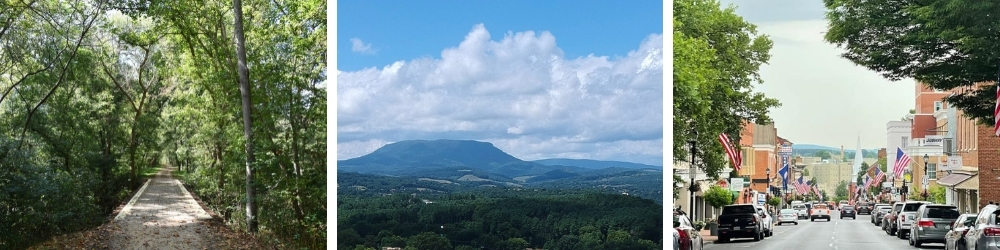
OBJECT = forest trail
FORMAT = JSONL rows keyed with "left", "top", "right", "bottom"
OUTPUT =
{"left": 104, "top": 166, "right": 220, "bottom": 249}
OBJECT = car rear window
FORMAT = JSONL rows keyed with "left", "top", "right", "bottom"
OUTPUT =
{"left": 722, "top": 205, "right": 756, "bottom": 214}
{"left": 903, "top": 203, "right": 922, "bottom": 211}
{"left": 843, "top": 206, "right": 854, "bottom": 210}
{"left": 924, "top": 206, "right": 959, "bottom": 219}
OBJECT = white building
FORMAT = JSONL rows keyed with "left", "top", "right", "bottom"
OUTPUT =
{"left": 887, "top": 120, "right": 912, "bottom": 180}
{"left": 674, "top": 160, "right": 733, "bottom": 222}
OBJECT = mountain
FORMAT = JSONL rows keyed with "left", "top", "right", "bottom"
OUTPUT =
{"left": 532, "top": 158, "right": 661, "bottom": 170}
{"left": 792, "top": 144, "right": 840, "bottom": 151}
{"left": 337, "top": 139, "right": 582, "bottom": 180}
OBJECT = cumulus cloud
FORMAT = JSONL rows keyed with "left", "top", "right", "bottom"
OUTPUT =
{"left": 350, "top": 37, "right": 376, "bottom": 54}
{"left": 338, "top": 24, "right": 663, "bottom": 165}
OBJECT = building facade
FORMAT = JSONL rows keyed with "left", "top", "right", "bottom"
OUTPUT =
{"left": 887, "top": 120, "right": 912, "bottom": 184}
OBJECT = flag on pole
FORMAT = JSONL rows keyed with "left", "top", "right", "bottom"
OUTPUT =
{"left": 718, "top": 133, "right": 743, "bottom": 171}
{"left": 863, "top": 175, "right": 871, "bottom": 191}
{"left": 814, "top": 186, "right": 823, "bottom": 200}
{"left": 873, "top": 167, "right": 886, "bottom": 186}
{"left": 995, "top": 60, "right": 1000, "bottom": 136}
{"left": 893, "top": 147, "right": 911, "bottom": 179}
{"left": 779, "top": 156, "right": 789, "bottom": 186}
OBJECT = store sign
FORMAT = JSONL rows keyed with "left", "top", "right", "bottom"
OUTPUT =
{"left": 925, "top": 135, "right": 944, "bottom": 146}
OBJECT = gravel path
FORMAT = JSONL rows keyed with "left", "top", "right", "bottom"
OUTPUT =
{"left": 106, "top": 167, "right": 217, "bottom": 250}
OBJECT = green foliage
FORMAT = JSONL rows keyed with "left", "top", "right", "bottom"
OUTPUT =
{"left": 673, "top": 0, "right": 781, "bottom": 179}
{"left": 814, "top": 150, "right": 833, "bottom": 159}
{"left": 338, "top": 192, "right": 662, "bottom": 250}
{"left": 930, "top": 186, "right": 946, "bottom": 204}
{"left": 0, "top": 0, "right": 326, "bottom": 248}
{"left": 768, "top": 197, "right": 781, "bottom": 207}
{"left": 703, "top": 185, "right": 734, "bottom": 208}
{"left": 836, "top": 181, "right": 848, "bottom": 199}
{"left": 823, "top": 0, "right": 1000, "bottom": 124}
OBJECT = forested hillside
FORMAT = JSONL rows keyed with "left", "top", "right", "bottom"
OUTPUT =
{"left": 0, "top": 0, "right": 326, "bottom": 249}
{"left": 338, "top": 192, "right": 663, "bottom": 250}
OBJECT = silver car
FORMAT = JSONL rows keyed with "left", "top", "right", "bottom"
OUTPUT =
{"left": 777, "top": 209, "right": 799, "bottom": 225}
{"left": 909, "top": 204, "right": 960, "bottom": 247}
{"left": 964, "top": 204, "right": 1000, "bottom": 250}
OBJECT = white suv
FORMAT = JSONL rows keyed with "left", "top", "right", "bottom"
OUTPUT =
{"left": 895, "top": 201, "right": 930, "bottom": 239}
{"left": 755, "top": 205, "right": 774, "bottom": 237}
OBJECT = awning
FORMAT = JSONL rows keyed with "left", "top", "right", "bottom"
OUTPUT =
{"left": 955, "top": 175, "right": 979, "bottom": 190}
{"left": 936, "top": 173, "right": 973, "bottom": 187}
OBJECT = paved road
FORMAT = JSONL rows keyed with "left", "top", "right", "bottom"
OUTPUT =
{"left": 705, "top": 214, "right": 946, "bottom": 250}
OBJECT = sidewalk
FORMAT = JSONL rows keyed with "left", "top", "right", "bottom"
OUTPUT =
{"left": 700, "top": 230, "right": 717, "bottom": 244}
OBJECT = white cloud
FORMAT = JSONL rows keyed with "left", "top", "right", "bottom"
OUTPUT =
{"left": 338, "top": 24, "right": 663, "bottom": 165}
{"left": 350, "top": 37, "right": 377, "bottom": 54}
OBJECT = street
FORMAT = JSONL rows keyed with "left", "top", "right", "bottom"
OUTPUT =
{"left": 705, "top": 214, "right": 945, "bottom": 250}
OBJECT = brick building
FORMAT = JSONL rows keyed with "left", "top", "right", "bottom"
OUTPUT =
{"left": 931, "top": 82, "right": 999, "bottom": 211}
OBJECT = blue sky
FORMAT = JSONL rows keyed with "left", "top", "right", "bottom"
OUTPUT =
{"left": 337, "top": 1, "right": 663, "bottom": 166}
{"left": 338, "top": 1, "right": 662, "bottom": 71}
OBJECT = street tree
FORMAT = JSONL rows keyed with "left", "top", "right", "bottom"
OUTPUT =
{"left": 824, "top": 0, "right": 1000, "bottom": 123}
{"left": 673, "top": 0, "right": 781, "bottom": 179}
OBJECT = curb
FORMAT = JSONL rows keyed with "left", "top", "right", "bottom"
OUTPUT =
{"left": 114, "top": 179, "right": 152, "bottom": 221}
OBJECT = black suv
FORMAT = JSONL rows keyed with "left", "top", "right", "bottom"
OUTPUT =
{"left": 841, "top": 205, "right": 856, "bottom": 219}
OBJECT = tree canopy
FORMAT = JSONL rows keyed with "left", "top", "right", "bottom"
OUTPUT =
{"left": 0, "top": 0, "right": 326, "bottom": 248}
{"left": 824, "top": 0, "right": 1000, "bottom": 123}
{"left": 673, "top": 0, "right": 781, "bottom": 179}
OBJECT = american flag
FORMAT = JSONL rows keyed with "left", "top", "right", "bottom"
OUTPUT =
{"left": 893, "top": 147, "right": 911, "bottom": 179}
{"left": 995, "top": 62, "right": 1000, "bottom": 136}
{"left": 718, "top": 133, "right": 742, "bottom": 171}
{"left": 796, "top": 176, "right": 807, "bottom": 194}
{"left": 871, "top": 167, "right": 886, "bottom": 189}
{"left": 814, "top": 186, "right": 823, "bottom": 200}
{"left": 863, "top": 175, "right": 871, "bottom": 191}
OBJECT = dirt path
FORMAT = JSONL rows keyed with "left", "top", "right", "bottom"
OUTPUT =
{"left": 30, "top": 167, "right": 272, "bottom": 250}
{"left": 104, "top": 167, "right": 219, "bottom": 249}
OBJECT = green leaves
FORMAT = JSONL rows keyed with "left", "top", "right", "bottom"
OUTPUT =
{"left": 824, "top": 0, "right": 1000, "bottom": 124}
{"left": 673, "top": 0, "right": 781, "bottom": 179}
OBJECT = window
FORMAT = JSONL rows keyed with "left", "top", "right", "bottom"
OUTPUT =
{"left": 934, "top": 101, "right": 944, "bottom": 111}
{"left": 742, "top": 148, "right": 751, "bottom": 166}
{"left": 902, "top": 137, "right": 909, "bottom": 148}
{"left": 928, "top": 163, "right": 937, "bottom": 179}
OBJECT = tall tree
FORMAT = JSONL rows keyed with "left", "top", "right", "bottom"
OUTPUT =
{"left": 232, "top": 0, "right": 258, "bottom": 233}
{"left": 673, "top": 0, "right": 781, "bottom": 179}
{"left": 824, "top": 0, "right": 1000, "bottom": 123}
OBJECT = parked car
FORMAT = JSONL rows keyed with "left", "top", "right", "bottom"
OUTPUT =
{"left": 873, "top": 205, "right": 892, "bottom": 225}
{"left": 716, "top": 204, "right": 765, "bottom": 242}
{"left": 755, "top": 205, "right": 774, "bottom": 237}
{"left": 963, "top": 203, "right": 1000, "bottom": 250}
{"left": 841, "top": 205, "right": 857, "bottom": 219}
{"left": 869, "top": 204, "right": 892, "bottom": 226}
{"left": 909, "top": 204, "right": 961, "bottom": 247}
{"left": 884, "top": 203, "right": 905, "bottom": 235}
{"left": 777, "top": 209, "right": 799, "bottom": 225}
{"left": 674, "top": 211, "right": 704, "bottom": 250}
{"left": 943, "top": 213, "right": 978, "bottom": 250}
{"left": 895, "top": 201, "right": 931, "bottom": 239}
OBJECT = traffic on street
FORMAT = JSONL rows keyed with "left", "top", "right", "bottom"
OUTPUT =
{"left": 705, "top": 213, "right": 943, "bottom": 250}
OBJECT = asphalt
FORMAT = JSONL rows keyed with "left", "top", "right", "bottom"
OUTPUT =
{"left": 701, "top": 213, "right": 946, "bottom": 250}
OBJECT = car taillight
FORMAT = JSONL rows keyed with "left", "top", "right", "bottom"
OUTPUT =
{"left": 917, "top": 219, "right": 934, "bottom": 227}
{"left": 676, "top": 229, "right": 691, "bottom": 250}
{"left": 985, "top": 227, "right": 1000, "bottom": 236}
{"left": 901, "top": 216, "right": 905, "bottom": 222}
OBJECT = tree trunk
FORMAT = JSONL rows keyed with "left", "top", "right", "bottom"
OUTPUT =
{"left": 233, "top": 0, "right": 258, "bottom": 234}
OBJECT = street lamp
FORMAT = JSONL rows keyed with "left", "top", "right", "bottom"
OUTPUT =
{"left": 766, "top": 167, "right": 771, "bottom": 210}
{"left": 922, "top": 154, "right": 930, "bottom": 200}
{"left": 688, "top": 125, "right": 699, "bottom": 219}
